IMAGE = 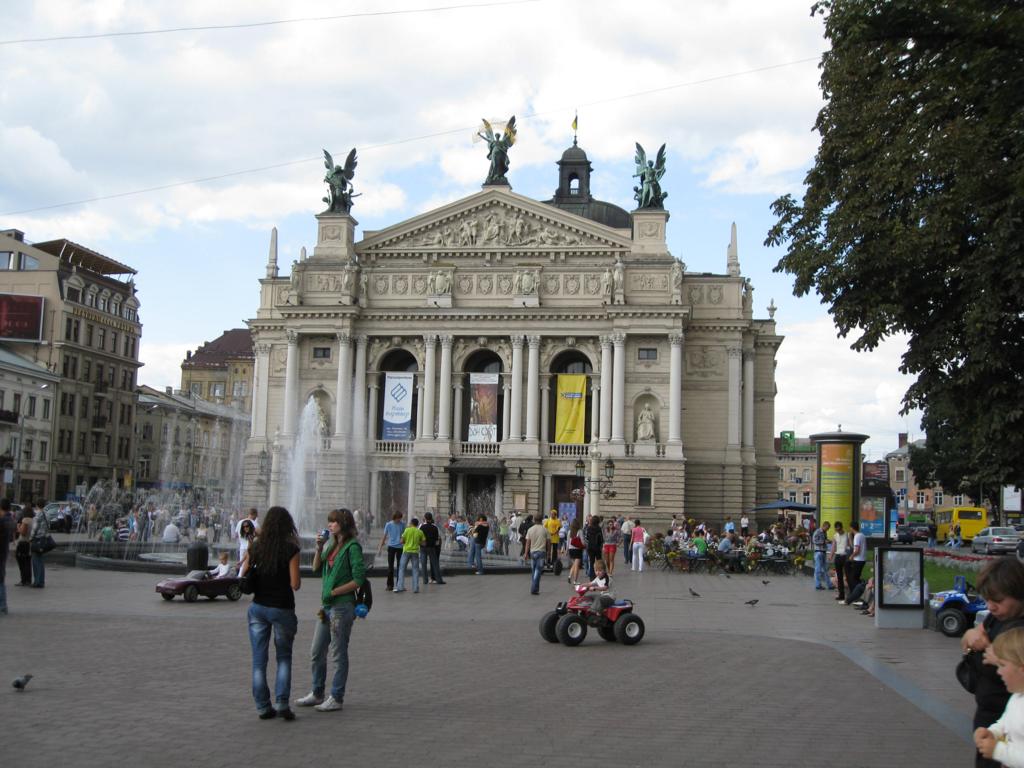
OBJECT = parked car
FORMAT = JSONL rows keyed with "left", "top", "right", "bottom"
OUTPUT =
{"left": 893, "top": 526, "right": 915, "bottom": 544}
{"left": 909, "top": 524, "right": 931, "bottom": 541}
{"left": 43, "top": 502, "right": 84, "bottom": 533}
{"left": 155, "top": 570, "right": 242, "bottom": 602}
{"left": 971, "top": 527, "right": 1021, "bottom": 555}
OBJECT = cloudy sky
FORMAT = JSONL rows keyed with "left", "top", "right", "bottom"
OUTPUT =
{"left": 0, "top": 0, "right": 921, "bottom": 459}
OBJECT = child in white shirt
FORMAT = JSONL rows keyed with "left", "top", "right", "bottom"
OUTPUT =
{"left": 976, "top": 627, "right": 1024, "bottom": 766}
{"left": 579, "top": 559, "right": 612, "bottom": 615}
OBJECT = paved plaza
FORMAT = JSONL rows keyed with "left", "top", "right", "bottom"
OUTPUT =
{"left": 1, "top": 557, "right": 976, "bottom": 767}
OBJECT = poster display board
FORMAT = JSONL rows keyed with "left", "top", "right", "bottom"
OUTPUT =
{"left": 468, "top": 372, "right": 499, "bottom": 443}
{"left": 877, "top": 546, "right": 924, "bottom": 609}
{"left": 554, "top": 374, "right": 587, "bottom": 444}
{"left": 812, "top": 431, "right": 869, "bottom": 531}
{"left": 381, "top": 372, "right": 414, "bottom": 440}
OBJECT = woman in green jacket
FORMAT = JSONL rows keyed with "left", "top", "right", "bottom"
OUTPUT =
{"left": 296, "top": 508, "right": 366, "bottom": 713}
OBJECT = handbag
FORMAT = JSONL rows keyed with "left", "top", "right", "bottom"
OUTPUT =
{"left": 31, "top": 534, "right": 56, "bottom": 555}
{"left": 956, "top": 650, "right": 980, "bottom": 693}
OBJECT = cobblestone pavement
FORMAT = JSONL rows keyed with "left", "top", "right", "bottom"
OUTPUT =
{"left": 1, "top": 558, "right": 975, "bottom": 768}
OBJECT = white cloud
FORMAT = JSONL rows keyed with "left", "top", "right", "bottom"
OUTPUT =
{"left": 775, "top": 315, "right": 923, "bottom": 460}
{"left": 138, "top": 340, "right": 197, "bottom": 390}
{"left": 701, "top": 128, "right": 820, "bottom": 194}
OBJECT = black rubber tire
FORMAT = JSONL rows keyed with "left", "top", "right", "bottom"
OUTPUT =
{"left": 183, "top": 585, "right": 199, "bottom": 603}
{"left": 597, "top": 625, "right": 617, "bottom": 642}
{"left": 161, "top": 593, "right": 174, "bottom": 601}
{"left": 937, "top": 608, "right": 968, "bottom": 638}
{"left": 613, "top": 613, "right": 646, "bottom": 645}
{"left": 556, "top": 613, "right": 587, "bottom": 646}
{"left": 553, "top": 559, "right": 564, "bottom": 576}
{"left": 539, "top": 611, "right": 560, "bottom": 643}
{"left": 227, "top": 584, "right": 242, "bottom": 601}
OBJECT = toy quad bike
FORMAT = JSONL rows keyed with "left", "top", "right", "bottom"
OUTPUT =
{"left": 539, "top": 585, "right": 645, "bottom": 646}
{"left": 930, "top": 575, "right": 987, "bottom": 637}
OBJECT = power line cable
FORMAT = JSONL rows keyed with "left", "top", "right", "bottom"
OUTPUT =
{"left": 0, "top": 0, "right": 543, "bottom": 46}
{"left": 0, "top": 55, "right": 821, "bottom": 217}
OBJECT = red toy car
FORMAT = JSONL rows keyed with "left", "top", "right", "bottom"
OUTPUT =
{"left": 539, "top": 585, "right": 645, "bottom": 646}
{"left": 156, "top": 570, "right": 243, "bottom": 602}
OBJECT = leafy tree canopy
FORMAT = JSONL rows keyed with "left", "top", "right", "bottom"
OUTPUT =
{"left": 766, "top": 0, "right": 1024, "bottom": 493}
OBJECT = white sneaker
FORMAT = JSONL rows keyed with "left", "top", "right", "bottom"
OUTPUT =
{"left": 315, "top": 696, "right": 343, "bottom": 712}
{"left": 296, "top": 692, "right": 323, "bottom": 707}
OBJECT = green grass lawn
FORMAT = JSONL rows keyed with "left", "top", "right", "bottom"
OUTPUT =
{"left": 858, "top": 560, "right": 975, "bottom": 593}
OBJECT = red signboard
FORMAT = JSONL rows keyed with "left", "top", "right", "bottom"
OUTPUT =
{"left": 0, "top": 294, "right": 44, "bottom": 341}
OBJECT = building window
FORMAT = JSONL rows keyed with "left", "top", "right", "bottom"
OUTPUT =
{"left": 23, "top": 438, "right": 33, "bottom": 460}
{"left": 190, "top": 382, "right": 202, "bottom": 396}
{"left": 935, "top": 491, "right": 944, "bottom": 507}
{"left": 97, "top": 328, "right": 106, "bottom": 349}
{"left": 232, "top": 380, "right": 248, "bottom": 397}
{"left": 637, "top": 348, "right": 658, "bottom": 361}
{"left": 788, "top": 491, "right": 797, "bottom": 502}
{"left": 916, "top": 491, "right": 926, "bottom": 506}
{"left": 42, "top": 398, "right": 50, "bottom": 419}
{"left": 954, "top": 494, "right": 964, "bottom": 505}
{"left": 86, "top": 324, "right": 94, "bottom": 346}
{"left": 313, "top": 347, "right": 331, "bottom": 359}
{"left": 802, "top": 469, "right": 811, "bottom": 482}
{"left": 211, "top": 382, "right": 225, "bottom": 398}
{"left": 789, "top": 468, "right": 797, "bottom": 482}
{"left": 39, "top": 441, "right": 47, "bottom": 461}
{"left": 26, "top": 395, "right": 36, "bottom": 417}
{"left": 637, "top": 477, "right": 653, "bottom": 507}
{"left": 802, "top": 491, "right": 812, "bottom": 505}
{"left": 895, "top": 468, "right": 905, "bottom": 482}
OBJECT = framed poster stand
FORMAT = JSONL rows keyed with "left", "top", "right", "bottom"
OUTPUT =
{"left": 874, "top": 545, "right": 926, "bottom": 629}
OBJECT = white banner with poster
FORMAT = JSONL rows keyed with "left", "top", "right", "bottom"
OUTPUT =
{"left": 382, "top": 372, "right": 414, "bottom": 440}
{"left": 468, "top": 372, "right": 499, "bottom": 443}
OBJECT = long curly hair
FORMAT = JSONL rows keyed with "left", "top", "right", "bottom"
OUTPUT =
{"left": 247, "top": 506, "right": 297, "bottom": 576}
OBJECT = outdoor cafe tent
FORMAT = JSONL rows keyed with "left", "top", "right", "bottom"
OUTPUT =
{"left": 751, "top": 500, "right": 818, "bottom": 513}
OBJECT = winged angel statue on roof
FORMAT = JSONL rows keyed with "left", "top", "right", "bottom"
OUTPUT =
{"left": 633, "top": 142, "right": 668, "bottom": 209}
{"left": 478, "top": 116, "right": 517, "bottom": 186}
{"left": 322, "top": 148, "right": 359, "bottom": 213}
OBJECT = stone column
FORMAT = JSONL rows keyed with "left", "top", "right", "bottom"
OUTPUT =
{"left": 282, "top": 330, "right": 299, "bottom": 437}
{"left": 495, "top": 473, "right": 504, "bottom": 522}
{"left": 416, "top": 376, "right": 425, "bottom": 439}
{"left": 501, "top": 378, "right": 511, "bottom": 441}
{"left": 251, "top": 342, "right": 271, "bottom": 438}
{"left": 589, "top": 454, "right": 600, "bottom": 519}
{"left": 599, "top": 335, "right": 612, "bottom": 443}
{"left": 611, "top": 333, "right": 626, "bottom": 444}
{"left": 407, "top": 471, "right": 416, "bottom": 518}
{"left": 367, "top": 383, "right": 379, "bottom": 441}
{"left": 334, "top": 333, "right": 352, "bottom": 438}
{"left": 456, "top": 474, "right": 466, "bottom": 514}
{"left": 421, "top": 334, "right": 437, "bottom": 440}
{"left": 452, "top": 380, "right": 464, "bottom": 444}
{"left": 727, "top": 346, "right": 742, "bottom": 446}
{"left": 539, "top": 377, "right": 551, "bottom": 447}
{"left": 668, "top": 332, "right": 683, "bottom": 445}
{"left": 590, "top": 376, "right": 600, "bottom": 443}
{"left": 437, "top": 335, "right": 453, "bottom": 440}
{"left": 351, "top": 335, "right": 368, "bottom": 446}
{"left": 509, "top": 335, "right": 524, "bottom": 441}
{"left": 543, "top": 474, "right": 553, "bottom": 516}
{"left": 525, "top": 335, "right": 540, "bottom": 441}
{"left": 743, "top": 349, "right": 755, "bottom": 448}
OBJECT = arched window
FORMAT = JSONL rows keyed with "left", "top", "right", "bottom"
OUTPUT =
{"left": 374, "top": 349, "right": 419, "bottom": 441}
{"left": 461, "top": 350, "right": 504, "bottom": 443}
{"left": 547, "top": 350, "right": 593, "bottom": 444}
{"left": 568, "top": 174, "right": 580, "bottom": 195}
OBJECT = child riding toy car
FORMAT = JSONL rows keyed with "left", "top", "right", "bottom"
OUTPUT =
{"left": 539, "top": 583, "right": 645, "bottom": 646}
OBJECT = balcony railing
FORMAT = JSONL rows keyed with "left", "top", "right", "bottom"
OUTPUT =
{"left": 459, "top": 441, "right": 500, "bottom": 456}
{"left": 0, "top": 409, "right": 17, "bottom": 425}
{"left": 546, "top": 443, "right": 590, "bottom": 458}
{"left": 374, "top": 440, "right": 413, "bottom": 454}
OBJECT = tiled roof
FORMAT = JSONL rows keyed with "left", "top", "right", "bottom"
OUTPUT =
{"left": 181, "top": 329, "right": 253, "bottom": 370}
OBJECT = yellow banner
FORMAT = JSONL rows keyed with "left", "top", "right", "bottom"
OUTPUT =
{"left": 819, "top": 442, "right": 854, "bottom": 530}
{"left": 554, "top": 374, "right": 587, "bottom": 444}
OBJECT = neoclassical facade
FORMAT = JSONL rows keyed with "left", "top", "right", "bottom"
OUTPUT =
{"left": 242, "top": 144, "right": 782, "bottom": 530}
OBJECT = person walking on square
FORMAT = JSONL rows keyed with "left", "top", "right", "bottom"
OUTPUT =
{"left": 0, "top": 498, "right": 13, "bottom": 614}
{"left": 812, "top": 520, "right": 832, "bottom": 590}
{"left": 378, "top": 511, "right": 405, "bottom": 591}
{"left": 620, "top": 517, "right": 634, "bottom": 567}
{"left": 468, "top": 514, "right": 488, "bottom": 575}
{"left": 419, "top": 512, "right": 445, "bottom": 584}
{"left": 566, "top": 519, "right": 585, "bottom": 585}
{"left": 525, "top": 514, "right": 549, "bottom": 595}
{"left": 242, "top": 505, "right": 301, "bottom": 721}
{"left": 297, "top": 508, "right": 365, "bottom": 713}
{"left": 845, "top": 522, "right": 868, "bottom": 603}
{"left": 14, "top": 507, "right": 33, "bottom": 587}
{"left": 29, "top": 499, "right": 49, "bottom": 588}
{"left": 544, "top": 509, "right": 561, "bottom": 568}
{"left": 518, "top": 514, "right": 533, "bottom": 562}
{"left": 630, "top": 520, "right": 647, "bottom": 572}
{"left": 829, "top": 522, "right": 850, "bottom": 602}
{"left": 395, "top": 517, "right": 425, "bottom": 593}
{"left": 962, "top": 558, "right": 1024, "bottom": 768}
{"left": 585, "top": 515, "right": 604, "bottom": 580}
{"left": 604, "top": 519, "right": 621, "bottom": 577}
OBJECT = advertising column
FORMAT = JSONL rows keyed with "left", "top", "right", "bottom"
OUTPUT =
{"left": 811, "top": 430, "right": 869, "bottom": 531}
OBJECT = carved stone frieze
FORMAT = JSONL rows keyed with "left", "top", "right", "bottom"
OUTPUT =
{"left": 542, "top": 274, "right": 560, "bottom": 295}
{"left": 631, "top": 273, "right": 668, "bottom": 291}
{"left": 686, "top": 345, "right": 725, "bottom": 378}
{"left": 707, "top": 285, "right": 724, "bottom": 305}
{"left": 564, "top": 275, "right": 580, "bottom": 295}
{"left": 498, "top": 275, "right": 514, "bottom": 295}
{"left": 412, "top": 275, "right": 427, "bottom": 295}
{"left": 394, "top": 276, "right": 409, "bottom": 295}
{"left": 688, "top": 285, "right": 704, "bottom": 305}
{"left": 457, "top": 275, "right": 474, "bottom": 294}
{"left": 585, "top": 274, "right": 600, "bottom": 295}
{"left": 478, "top": 275, "right": 493, "bottom": 294}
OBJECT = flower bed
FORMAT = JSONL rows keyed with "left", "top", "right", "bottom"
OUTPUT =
{"left": 924, "top": 548, "right": 992, "bottom": 573}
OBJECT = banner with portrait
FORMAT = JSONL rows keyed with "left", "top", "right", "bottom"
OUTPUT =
{"left": 382, "top": 372, "right": 414, "bottom": 440}
{"left": 468, "top": 372, "right": 499, "bottom": 443}
{"left": 554, "top": 374, "right": 587, "bottom": 444}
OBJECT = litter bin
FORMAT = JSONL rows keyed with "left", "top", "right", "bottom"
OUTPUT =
{"left": 186, "top": 541, "right": 209, "bottom": 570}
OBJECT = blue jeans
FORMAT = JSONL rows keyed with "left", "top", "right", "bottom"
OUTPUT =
{"left": 310, "top": 602, "right": 355, "bottom": 701}
{"left": 530, "top": 550, "right": 545, "bottom": 593}
{"left": 31, "top": 553, "right": 45, "bottom": 587}
{"left": 248, "top": 602, "right": 298, "bottom": 714}
{"left": 468, "top": 540, "right": 484, "bottom": 573}
{"left": 396, "top": 551, "right": 419, "bottom": 591}
{"left": 813, "top": 551, "right": 829, "bottom": 588}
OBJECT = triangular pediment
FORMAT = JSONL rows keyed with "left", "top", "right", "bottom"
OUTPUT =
{"left": 356, "top": 187, "right": 632, "bottom": 255}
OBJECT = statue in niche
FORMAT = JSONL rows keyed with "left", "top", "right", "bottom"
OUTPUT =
{"left": 671, "top": 260, "right": 684, "bottom": 304}
{"left": 316, "top": 401, "right": 330, "bottom": 436}
{"left": 612, "top": 255, "right": 625, "bottom": 296}
{"left": 433, "top": 270, "right": 452, "bottom": 295}
{"left": 743, "top": 278, "right": 753, "bottom": 313}
{"left": 478, "top": 116, "right": 517, "bottom": 185}
{"left": 341, "top": 266, "right": 354, "bottom": 293}
{"left": 632, "top": 143, "right": 668, "bottom": 209}
{"left": 601, "top": 268, "right": 613, "bottom": 300}
{"left": 322, "top": 148, "right": 360, "bottom": 213}
{"left": 289, "top": 263, "right": 303, "bottom": 305}
{"left": 358, "top": 270, "right": 368, "bottom": 303}
{"left": 636, "top": 402, "right": 656, "bottom": 442}
{"left": 483, "top": 213, "right": 501, "bottom": 243}
{"left": 507, "top": 213, "right": 527, "bottom": 245}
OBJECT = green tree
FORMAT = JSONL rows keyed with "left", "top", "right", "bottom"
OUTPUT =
{"left": 766, "top": 0, "right": 1024, "bottom": 491}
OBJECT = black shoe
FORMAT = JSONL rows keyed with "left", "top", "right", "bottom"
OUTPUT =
{"left": 259, "top": 710, "right": 277, "bottom": 720}
{"left": 278, "top": 708, "right": 295, "bottom": 721}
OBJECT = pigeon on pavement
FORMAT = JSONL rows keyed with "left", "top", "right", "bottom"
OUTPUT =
{"left": 688, "top": 588, "right": 701, "bottom": 598}
{"left": 761, "top": 580, "right": 771, "bottom": 585}
{"left": 12, "top": 674, "right": 33, "bottom": 691}
{"left": 745, "top": 599, "right": 759, "bottom": 606}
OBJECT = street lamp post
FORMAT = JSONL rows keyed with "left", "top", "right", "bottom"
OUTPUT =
{"left": 571, "top": 455, "right": 616, "bottom": 500}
